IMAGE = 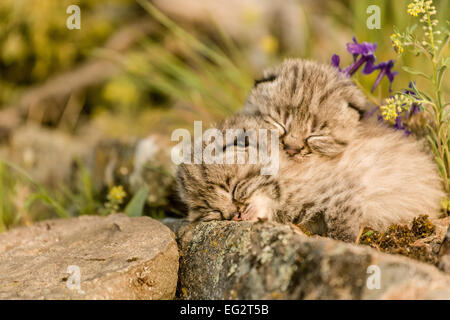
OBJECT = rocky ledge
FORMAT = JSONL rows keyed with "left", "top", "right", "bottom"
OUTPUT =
{"left": 0, "top": 214, "right": 179, "bottom": 299}
{"left": 166, "top": 219, "right": 450, "bottom": 299}
{"left": 1, "top": 215, "right": 449, "bottom": 299}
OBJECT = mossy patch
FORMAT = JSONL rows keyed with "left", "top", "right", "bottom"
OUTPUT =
{"left": 359, "top": 215, "right": 438, "bottom": 264}
{"left": 296, "top": 223, "right": 313, "bottom": 237}
{"left": 441, "top": 198, "right": 450, "bottom": 218}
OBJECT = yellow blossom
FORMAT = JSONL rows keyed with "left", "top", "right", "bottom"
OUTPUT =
{"left": 108, "top": 185, "right": 127, "bottom": 203}
{"left": 391, "top": 34, "right": 404, "bottom": 54}
{"left": 380, "top": 95, "right": 415, "bottom": 122}
{"left": 407, "top": 0, "right": 425, "bottom": 16}
{"left": 380, "top": 98, "right": 398, "bottom": 121}
{"left": 260, "top": 35, "right": 278, "bottom": 55}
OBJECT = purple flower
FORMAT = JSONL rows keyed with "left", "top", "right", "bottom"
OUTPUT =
{"left": 393, "top": 116, "right": 411, "bottom": 136}
{"left": 346, "top": 37, "right": 377, "bottom": 56}
{"left": 331, "top": 54, "right": 341, "bottom": 71}
{"left": 393, "top": 115, "right": 405, "bottom": 130}
{"left": 402, "top": 82, "right": 421, "bottom": 114}
{"left": 343, "top": 37, "right": 378, "bottom": 76}
{"left": 371, "top": 60, "right": 398, "bottom": 92}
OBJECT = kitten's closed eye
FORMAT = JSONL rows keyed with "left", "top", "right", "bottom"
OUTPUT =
{"left": 223, "top": 135, "right": 251, "bottom": 152}
{"left": 254, "top": 74, "right": 277, "bottom": 87}
{"left": 306, "top": 135, "right": 347, "bottom": 157}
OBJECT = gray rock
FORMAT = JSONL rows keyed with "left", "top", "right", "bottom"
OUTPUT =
{"left": 0, "top": 214, "right": 179, "bottom": 299}
{"left": 439, "top": 225, "right": 450, "bottom": 274}
{"left": 170, "top": 220, "right": 450, "bottom": 299}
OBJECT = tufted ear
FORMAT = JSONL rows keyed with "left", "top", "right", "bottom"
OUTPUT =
{"left": 347, "top": 102, "right": 366, "bottom": 120}
{"left": 345, "top": 88, "right": 377, "bottom": 121}
{"left": 307, "top": 135, "right": 347, "bottom": 157}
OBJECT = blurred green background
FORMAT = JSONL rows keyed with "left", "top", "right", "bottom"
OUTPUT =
{"left": 0, "top": 0, "right": 448, "bottom": 231}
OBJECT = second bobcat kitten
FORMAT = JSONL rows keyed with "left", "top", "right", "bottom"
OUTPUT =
{"left": 242, "top": 58, "right": 375, "bottom": 160}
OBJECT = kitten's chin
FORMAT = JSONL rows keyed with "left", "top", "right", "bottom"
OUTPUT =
{"left": 241, "top": 193, "right": 275, "bottom": 222}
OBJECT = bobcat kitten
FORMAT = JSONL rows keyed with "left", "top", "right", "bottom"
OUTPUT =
{"left": 242, "top": 59, "right": 374, "bottom": 159}
{"left": 176, "top": 59, "right": 444, "bottom": 242}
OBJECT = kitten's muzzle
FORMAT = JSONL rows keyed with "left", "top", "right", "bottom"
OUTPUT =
{"left": 231, "top": 212, "right": 241, "bottom": 221}
{"left": 283, "top": 144, "right": 301, "bottom": 156}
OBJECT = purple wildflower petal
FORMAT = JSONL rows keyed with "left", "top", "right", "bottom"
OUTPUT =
{"left": 331, "top": 54, "right": 341, "bottom": 71}
{"left": 342, "top": 37, "right": 378, "bottom": 76}
{"left": 346, "top": 37, "right": 377, "bottom": 56}
{"left": 393, "top": 115, "right": 405, "bottom": 130}
{"left": 344, "top": 57, "right": 366, "bottom": 76}
{"left": 410, "top": 103, "right": 421, "bottom": 114}
{"left": 371, "top": 60, "right": 397, "bottom": 92}
{"left": 362, "top": 55, "right": 377, "bottom": 74}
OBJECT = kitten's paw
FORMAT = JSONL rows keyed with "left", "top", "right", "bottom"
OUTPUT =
{"left": 240, "top": 204, "right": 258, "bottom": 221}
{"left": 241, "top": 194, "right": 275, "bottom": 222}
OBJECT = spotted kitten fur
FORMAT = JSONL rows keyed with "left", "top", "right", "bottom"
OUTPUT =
{"left": 176, "top": 59, "right": 444, "bottom": 242}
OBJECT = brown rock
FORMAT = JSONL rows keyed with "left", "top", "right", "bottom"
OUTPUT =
{"left": 168, "top": 220, "right": 450, "bottom": 299}
{"left": 0, "top": 214, "right": 179, "bottom": 299}
{"left": 439, "top": 225, "right": 450, "bottom": 274}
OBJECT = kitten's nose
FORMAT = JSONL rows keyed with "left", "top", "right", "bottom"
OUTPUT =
{"left": 231, "top": 212, "right": 241, "bottom": 221}
{"left": 283, "top": 144, "right": 301, "bottom": 156}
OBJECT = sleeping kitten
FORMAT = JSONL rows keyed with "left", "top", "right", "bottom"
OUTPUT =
{"left": 242, "top": 58, "right": 375, "bottom": 160}
{"left": 176, "top": 114, "right": 444, "bottom": 242}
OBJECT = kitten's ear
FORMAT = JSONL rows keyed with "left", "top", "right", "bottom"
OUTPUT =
{"left": 188, "top": 210, "right": 203, "bottom": 222}
{"left": 347, "top": 102, "right": 366, "bottom": 120}
{"left": 346, "top": 92, "right": 377, "bottom": 121}
{"left": 253, "top": 74, "right": 277, "bottom": 87}
{"left": 307, "top": 135, "right": 347, "bottom": 157}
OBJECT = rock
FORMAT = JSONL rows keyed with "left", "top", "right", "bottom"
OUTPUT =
{"left": 168, "top": 220, "right": 450, "bottom": 299}
{"left": 0, "top": 214, "right": 179, "bottom": 299}
{"left": 87, "top": 135, "right": 179, "bottom": 210}
{"left": 2, "top": 124, "right": 90, "bottom": 188}
{"left": 439, "top": 225, "right": 450, "bottom": 274}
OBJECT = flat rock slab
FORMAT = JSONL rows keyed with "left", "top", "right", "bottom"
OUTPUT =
{"left": 0, "top": 214, "right": 178, "bottom": 299}
{"left": 168, "top": 220, "right": 450, "bottom": 299}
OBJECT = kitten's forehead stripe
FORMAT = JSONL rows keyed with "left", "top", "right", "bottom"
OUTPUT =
{"left": 319, "top": 81, "right": 354, "bottom": 105}
{"left": 319, "top": 121, "right": 328, "bottom": 130}
{"left": 290, "top": 65, "right": 299, "bottom": 97}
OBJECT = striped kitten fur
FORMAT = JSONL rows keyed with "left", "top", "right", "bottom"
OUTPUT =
{"left": 176, "top": 59, "right": 444, "bottom": 242}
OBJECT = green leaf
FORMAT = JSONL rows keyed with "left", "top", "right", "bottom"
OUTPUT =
{"left": 434, "top": 156, "right": 447, "bottom": 180}
{"left": 442, "top": 57, "right": 450, "bottom": 68}
{"left": 417, "top": 90, "right": 434, "bottom": 103}
{"left": 402, "top": 66, "right": 430, "bottom": 79}
{"left": 437, "top": 65, "right": 447, "bottom": 90}
{"left": 426, "top": 134, "right": 439, "bottom": 157}
{"left": 124, "top": 186, "right": 149, "bottom": 217}
{"left": 363, "top": 230, "right": 375, "bottom": 237}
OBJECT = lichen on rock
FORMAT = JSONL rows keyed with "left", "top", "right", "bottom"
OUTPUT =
{"left": 167, "top": 219, "right": 450, "bottom": 299}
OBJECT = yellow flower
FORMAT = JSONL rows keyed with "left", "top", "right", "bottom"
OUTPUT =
{"left": 108, "top": 185, "right": 127, "bottom": 203}
{"left": 391, "top": 34, "right": 404, "bottom": 54}
{"left": 407, "top": 0, "right": 425, "bottom": 16}
{"left": 380, "top": 99, "right": 398, "bottom": 121}
{"left": 407, "top": 0, "right": 436, "bottom": 17}
{"left": 260, "top": 35, "right": 278, "bottom": 54}
{"left": 103, "top": 77, "right": 139, "bottom": 106}
{"left": 380, "top": 95, "right": 415, "bottom": 122}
